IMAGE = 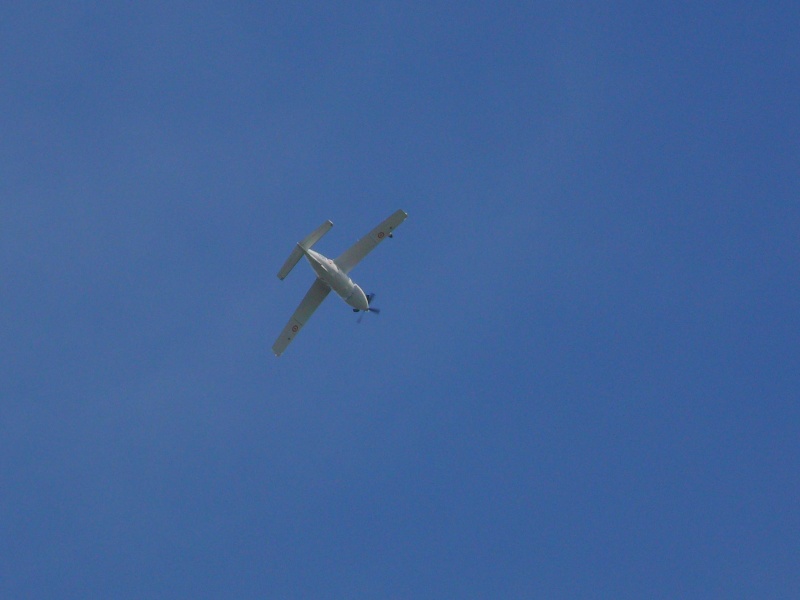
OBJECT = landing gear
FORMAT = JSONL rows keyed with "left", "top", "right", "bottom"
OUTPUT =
{"left": 353, "top": 308, "right": 359, "bottom": 312}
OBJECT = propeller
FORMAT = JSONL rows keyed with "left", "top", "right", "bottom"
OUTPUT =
{"left": 357, "top": 293, "right": 380, "bottom": 323}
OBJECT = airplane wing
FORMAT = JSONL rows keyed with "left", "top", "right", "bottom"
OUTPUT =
{"left": 272, "top": 278, "right": 331, "bottom": 356}
{"left": 334, "top": 209, "right": 408, "bottom": 274}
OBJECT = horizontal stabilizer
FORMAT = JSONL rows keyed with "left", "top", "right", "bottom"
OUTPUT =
{"left": 277, "top": 219, "right": 333, "bottom": 280}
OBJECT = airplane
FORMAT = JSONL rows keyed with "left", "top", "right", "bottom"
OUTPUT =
{"left": 272, "top": 209, "right": 408, "bottom": 356}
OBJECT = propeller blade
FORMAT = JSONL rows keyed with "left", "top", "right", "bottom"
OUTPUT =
{"left": 356, "top": 293, "right": 380, "bottom": 323}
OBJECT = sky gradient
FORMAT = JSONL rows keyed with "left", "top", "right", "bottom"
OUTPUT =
{"left": 2, "top": 3, "right": 799, "bottom": 598}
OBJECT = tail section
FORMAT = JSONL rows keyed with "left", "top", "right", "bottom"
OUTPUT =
{"left": 277, "top": 220, "right": 333, "bottom": 280}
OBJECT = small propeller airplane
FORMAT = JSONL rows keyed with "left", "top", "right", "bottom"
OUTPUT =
{"left": 272, "top": 209, "right": 408, "bottom": 356}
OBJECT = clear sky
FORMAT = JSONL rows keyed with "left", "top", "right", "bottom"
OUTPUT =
{"left": 2, "top": 3, "right": 799, "bottom": 598}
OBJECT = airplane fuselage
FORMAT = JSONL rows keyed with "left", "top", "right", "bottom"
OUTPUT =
{"left": 304, "top": 248, "right": 369, "bottom": 311}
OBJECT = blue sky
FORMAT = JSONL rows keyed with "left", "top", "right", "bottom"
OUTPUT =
{"left": 2, "top": 2, "right": 799, "bottom": 598}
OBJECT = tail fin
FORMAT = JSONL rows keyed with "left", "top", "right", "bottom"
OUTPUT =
{"left": 277, "top": 220, "right": 333, "bottom": 280}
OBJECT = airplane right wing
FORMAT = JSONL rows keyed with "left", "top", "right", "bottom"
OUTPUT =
{"left": 272, "top": 278, "right": 331, "bottom": 356}
{"left": 334, "top": 209, "right": 407, "bottom": 274}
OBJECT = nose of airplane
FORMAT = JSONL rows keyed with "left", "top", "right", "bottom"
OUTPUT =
{"left": 353, "top": 286, "right": 369, "bottom": 311}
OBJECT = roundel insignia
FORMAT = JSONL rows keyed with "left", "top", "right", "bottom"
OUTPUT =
{"left": 377, "top": 231, "right": 385, "bottom": 239}
{"left": 291, "top": 325, "right": 299, "bottom": 333}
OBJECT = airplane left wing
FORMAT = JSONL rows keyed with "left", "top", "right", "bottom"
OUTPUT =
{"left": 334, "top": 209, "right": 407, "bottom": 274}
{"left": 272, "top": 278, "right": 331, "bottom": 356}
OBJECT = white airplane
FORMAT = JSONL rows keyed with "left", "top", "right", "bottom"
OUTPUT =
{"left": 272, "top": 209, "right": 408, "bottom": 356}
